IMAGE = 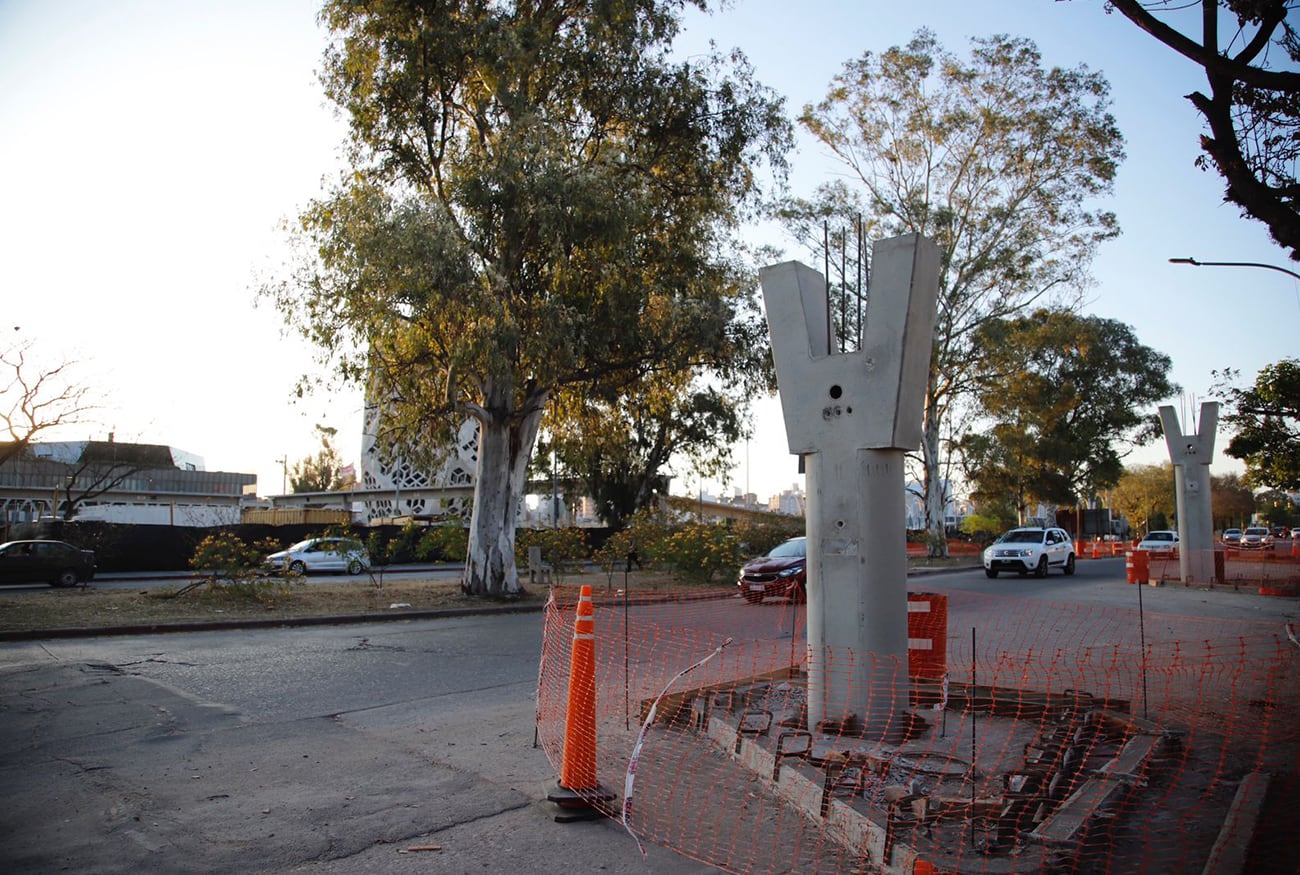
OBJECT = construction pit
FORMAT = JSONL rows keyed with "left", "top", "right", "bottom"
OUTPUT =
{"left": 634, "top": 668, "right": 1249, "bottom": 875}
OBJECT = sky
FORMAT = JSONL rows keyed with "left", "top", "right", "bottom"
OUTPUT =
{"left": 2, "top": 0, "right": 1296, "bottom": 503}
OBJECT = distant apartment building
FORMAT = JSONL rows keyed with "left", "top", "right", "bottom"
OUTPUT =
{"left": 768, "top": 483, "right": 806, "bottom": 516}
{"left": 0, "top": 440, "right": 255, "bottom": 527}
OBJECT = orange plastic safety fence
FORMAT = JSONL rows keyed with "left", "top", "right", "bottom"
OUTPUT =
{"left": 536, "top": 585, "right": 1300, "bottom": 874}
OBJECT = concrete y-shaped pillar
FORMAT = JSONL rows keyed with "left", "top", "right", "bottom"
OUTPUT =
{"left": 760, "top": 234, "right": 940, "bottom": 735}
{"left": 1159, "top": 403, "right": 1219, "bottom": 583}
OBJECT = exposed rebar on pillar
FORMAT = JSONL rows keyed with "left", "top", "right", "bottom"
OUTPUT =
{"left": 761, "top": 234, "right": 940, "bottom": 737}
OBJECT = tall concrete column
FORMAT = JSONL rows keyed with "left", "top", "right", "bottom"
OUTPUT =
{"left": 760, "top": 234, "right": 940, "bottom": 735}
{"left": 1159, "top": 403, "right": 1218, "bottom": 583}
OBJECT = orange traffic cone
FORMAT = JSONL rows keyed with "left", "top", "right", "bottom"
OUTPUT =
{"left": 548, "top": 585, "right": 613, "bottom": 820}
{"left": 560, "top": 584, "right": 597, "bottom": 790}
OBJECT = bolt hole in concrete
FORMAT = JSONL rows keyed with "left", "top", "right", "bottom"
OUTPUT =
{"left": 829, "top": 384, "right": 842, "bottom": 398}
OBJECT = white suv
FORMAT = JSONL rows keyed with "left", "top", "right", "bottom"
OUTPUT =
{"left": 983, "top": 527, "right": 1076, "bottom": 578}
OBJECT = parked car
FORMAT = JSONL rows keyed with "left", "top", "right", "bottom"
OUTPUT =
{"left": 0, "top": 539, "right": 96, "bottom": 587}
{"left": 1137, "top": 530, "right": 1179, "bottom": 555}
{"left": 266, "top": 537, "right": 370, "bottom": 575}
{"left": 1221, "top": 528, "right": 1242, "bottom": 547}
{"left": 982, "top": 527, "right": 1076, "bottom": 578}
{"left": 737, "top": 536, "right": 806, "bottom": 604}
{"left": 1240, "top": 526, "right": 1273, "bottom": 549}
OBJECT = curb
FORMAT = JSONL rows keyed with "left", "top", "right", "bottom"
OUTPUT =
{"left": 0, "top": 601, "right": 546, "bottom": 643}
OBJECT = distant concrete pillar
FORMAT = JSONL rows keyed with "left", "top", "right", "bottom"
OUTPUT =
{"left": 1159, "top": 403, "right": 1218, "bottom": 583}
{"left": 760, "top": 234, "right": 940, "bottom": 736}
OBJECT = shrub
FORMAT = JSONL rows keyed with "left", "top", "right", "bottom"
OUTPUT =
{"left": 418, "top": 525, "right": 468, "bottom": 562}
{"left": 960, "top": 514, "right": 1003, "bottom": 544}
{"left": 187, "top": 531, "right": 297, "bottom": 603}
{"left": 733, "top": 516, "right": 805, "bottom": 559}
{"left": 656, "top": 520, "right": 742, "bottom": 584}
{"left": 516, "top": 527, "right": 588, "bottom": 576}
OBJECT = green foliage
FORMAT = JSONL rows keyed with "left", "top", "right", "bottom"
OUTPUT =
{"left": 960, "top": 514, "right": 1004, "bottom": 544}
{"left": 1256, "top": 491, "right": 1296, "bottom": 528}
{"left": 1215, "top": 359, "right": 1300, "bottom": 490}
{"left": 596, "top": 510, "right": 802, "bottom": 584}
{"left": 188, "top": 531, "right": 297, "bottom": 603}
{"left": 1211, "top": 472, "right": 1257, "bottom": 530}
{"left": 732, "top": 516, "right": 805, "bottom": 559}
{"left": 418, "top": 525, "right": 468, "bottom": 563}
{"left": 550, "top": 379, "right": 765, "bottom": 528}
{"left": 600, "top": 508, "right": 675, "bottom": 571}
{"left": 1111, "top": 464, "right": 1176, "bottom": 538}
{"left": 289, "top": 425, "right": 355, "bottom": 493}
{"left": 268, "top": 0, "right": 791, "bottom": 597}
{"left": 594, "top": 526, "right": 643, "bottom": 577}
{"left": 516, "top": 527, "right": 588, "bottom": 575}
{"left": 962, "top": 309, "right": 1177, "bottom": 515}
{"left": 655, "top": 521, "right": 743, "bottom": 584}
{"left": 364, "top": 529, "right": 393, "bottom": 568}
{"left": 388, "top": 521, "right": 425, "bottom": 563}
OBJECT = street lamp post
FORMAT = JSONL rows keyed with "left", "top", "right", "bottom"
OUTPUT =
{"left": 1168, "top": 256, "right": 1300, "bottom": 282}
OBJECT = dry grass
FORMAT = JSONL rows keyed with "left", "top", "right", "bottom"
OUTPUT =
{"left": 0, "top": 568, "right": 717, "bottom": 634}
{"left": 0, "top": 557, "right": 979, "bottom": 635}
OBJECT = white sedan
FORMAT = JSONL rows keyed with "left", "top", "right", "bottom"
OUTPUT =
{"left": 1136, "top": 530, "right": 1179, "bottom": 555}
{"left": 266, "top": 537, "right": 370, "bottom": 575}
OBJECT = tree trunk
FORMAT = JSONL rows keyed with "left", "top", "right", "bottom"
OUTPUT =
{"left": 462, "top": 402, "right": 545, "bottom": 597}
{"left": 921, "top": 381, "right": 949, "bottom": 559}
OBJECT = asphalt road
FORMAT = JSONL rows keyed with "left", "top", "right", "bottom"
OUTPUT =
{"left": 0, "top": 563, "right": 1294, "bottom": 874}
{"left": 0, "top": 612, "right": 720, "bottom": 874}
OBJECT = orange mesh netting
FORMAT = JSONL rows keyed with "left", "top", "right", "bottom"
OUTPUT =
{"left": 535, "top": 585, "right": 1300, "bottom": 874}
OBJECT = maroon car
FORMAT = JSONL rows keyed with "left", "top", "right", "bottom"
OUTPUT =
{"left": 737, "top": 536, "right": 806, "bottom": 604}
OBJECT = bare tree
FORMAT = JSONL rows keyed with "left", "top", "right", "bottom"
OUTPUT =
{"left": 1, "top": 337, "right": 96, "bottom": 467}
{"left": 1104, "top": 0, "right": 1300, "bottom": 258}
{"left": 54, "top": 442, "right": 156, "bottom": 520}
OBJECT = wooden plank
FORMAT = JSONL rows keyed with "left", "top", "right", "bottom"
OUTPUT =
{"left": 1098, "top": 733, "right": 1163, "bottom": 780}
{"left": 1030, "top": 777, "right": 1127, "bottom": 843}
{"left": 638, "top": 665, "right": 801, "bottom": 725}
{"left": 1201, "top": 772, "right": 1271, "bottom": 875}
{"left": 1031, "top": 733, "right": 1166, "bottom": 845}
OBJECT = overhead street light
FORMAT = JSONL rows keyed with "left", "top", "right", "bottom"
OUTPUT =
{"left": 1168, "top": 256, "right": 1300, "bottom": 282}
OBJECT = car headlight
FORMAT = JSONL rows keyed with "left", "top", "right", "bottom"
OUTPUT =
{"left": 777, "top": 566, "right": 803, "bottom": 578}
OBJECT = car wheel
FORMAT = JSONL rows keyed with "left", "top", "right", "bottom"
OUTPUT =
{"left": 984, "top": 568, "right": 998, "bottom": 578}
{"left": 1034, "top": 556, "right": 1048, "bottom": 578}
{"left": 1063, "top": 554, "right": 1076, "bottom": 576}
{"left": 289, "top": 560, "right": 307, "bottom": 576}
{"left": 347, "top": 559, "right": 363, "bottom": 576}
{"left": 53, "top": 569, "right": 79, "bottom": 588}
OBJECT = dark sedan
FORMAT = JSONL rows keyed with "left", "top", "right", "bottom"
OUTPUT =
{"left": 737, "top": 536, "right": 806, "bottom": 604}
{"left": 0, "top": 540, "right": 96, "bottom": 587}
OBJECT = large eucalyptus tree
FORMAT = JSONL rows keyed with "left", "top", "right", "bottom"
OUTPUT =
{"left": 266, "top": 1, "right": 789, "bottom": 595}
{"left": 788, "top": 31, "right": 1125, "bottom": 555}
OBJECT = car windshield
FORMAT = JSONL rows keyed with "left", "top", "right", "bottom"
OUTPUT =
{"left": 1145, "top": 532, "right": 1174, "bottom": 542}
{"left": 1245, "top": 528, "right": 1267, "bottom": 535}
{"left": 767, "top": 538, "right": 806, "bottom": 559}
{"left": 286, "top": 539, "right": 316, "bottom": 552}
{"left": 997, "top": 530, "right": 1043, "bottom": 544}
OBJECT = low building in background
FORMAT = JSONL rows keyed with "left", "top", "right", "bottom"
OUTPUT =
{"left": 0, "top": 439, "right": 256, "bottom": 529}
